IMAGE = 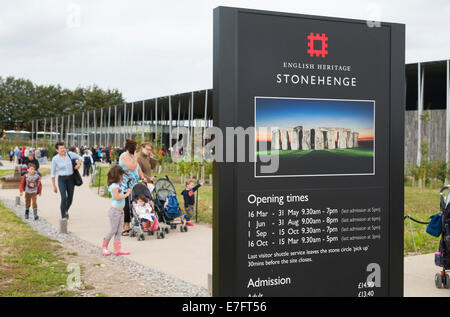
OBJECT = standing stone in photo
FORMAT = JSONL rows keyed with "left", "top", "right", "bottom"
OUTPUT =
{"left": 302, "top": 129, "right": 311, "bottom": 150}
{"left": 327, "top": 129, "right": 337, "bottom": 150}
{"left": 294, "top": 126, "right": 303, "bottom": 149}
{"left": 288, "top": 127, "right": 300, "bottom": 150}
{"left": 353, "top": 132, "right": 359, "bottom": 148}
{"left": 346, "top": 130, "right": 354, "bottom": 148}
{"left": 313, "top": 129, "right": 325, "bottom": 150}
{"left": 337, "top": 129, "right": 347, "bottom": 149}
{"left": 281, "top": 129, "right": 289, "bottom": 150}
{"left": 271, "top": 129, "right": 281, "bottom": 150}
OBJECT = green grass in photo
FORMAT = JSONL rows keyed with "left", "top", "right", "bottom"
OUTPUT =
{"left": 0, "top": 201, "right": 78, "bottom": 297}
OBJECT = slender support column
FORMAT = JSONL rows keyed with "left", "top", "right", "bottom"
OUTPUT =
{"left": 169, "top": 96, "right": 173, "bottom": 148}
{"left": 81, "top": 112, "right": 85, "bottom": 146}
{"left": 31, "top": 120, "right": 34, "bottom": 148}
{"left": 61, "top": 116, "right": 64, "bottom": 144}
{"left": 155, "top": 98, "right": 158, "bottom": 144}
{"left": 86, "top": 111, "right": 89, "bottom": 146}
{"left": 50, "top": 118, "right": 53, "bottom": 145}
{"left": 114, "top": 105, "right": 117, "bottom": 147}
{"left": 446, "top": 60, "right": 450, "bottom": 181}
{"left": 187, "top": 98, "right": 191, "bottom": 156}
{"left": 72, "top": 114, "right": 75, "bottom": 145}
{"left": 177, "top": 99, "right": 181, "bottom": 152}
{"left": 67, "top": 115, "right": 69, "bottom": 145}
{"left": 130, "top": 102, "right": 134, "bottom": 139}
{"left": 417, "top": 63, "right": 423, "bottom": 165}
{"left": 42, "top": 119, "right": 46, "bottom": 147}
{"left": 99, "top": 108, "right": 103, "bottom": 146}
{"left": 108, "top": 106, "right": 111, "bottom": 147}
{"left": 56, "top": 117, "right": 59, "bottom": 142}
{"left": 142, "top": 100, "right": 145, "bottom": 139}
{"left": 93, "top": 110, "right": 97, "bottom": 147}
{"left": 35, "top": 120, "right": 38, "bottom": 148}
{"left": 203, "top": 90, "right": 208, "bottom": 159}
{"left": 120, "top": 103, "right": 127, "bottom": 143}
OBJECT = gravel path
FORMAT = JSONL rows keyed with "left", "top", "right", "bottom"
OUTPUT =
{"left": 1, "top": 197, "right": 209, "bottom": 297}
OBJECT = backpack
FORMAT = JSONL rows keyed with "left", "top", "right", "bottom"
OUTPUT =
{"left": 166, "top": 194, "right": 179, "bottom": 215}
{"left": 83, "top": 155, "right": 91, "bottom": 164}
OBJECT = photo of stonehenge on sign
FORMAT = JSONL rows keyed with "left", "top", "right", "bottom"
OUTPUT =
{"left": 271, "top": 127, "right": 359, "bottom": 151}
{"left": 255, "top": 97, "right": 375, "bottom": 177}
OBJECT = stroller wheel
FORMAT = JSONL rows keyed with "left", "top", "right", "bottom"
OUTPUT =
{"left": 156, "top": 232, "right": 161, "bottom": 239}
{"left": 165, "top": 227, "right": 170, "bottom": 234}
{"left": 435, "top": 273, "right": 444, "bottom": 289}
{"left": 184, "top": 226, "right": 188, "bottom": 232}
{"left": 161, "top": 231, "right": 165, "bottom": 239}
{"left": 444, "top": 273, "right": 450, "bottom": 289}
{"left": 140, "top": 233, "right": 145, "bottom": 241}
{"left": 129, "top": 229, "right": 135, "bottom": 237}
{"left": 148, "top": 230, "right": 154, "bottom": 236}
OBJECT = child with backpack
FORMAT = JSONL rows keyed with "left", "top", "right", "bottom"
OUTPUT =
{"left": 180, "top": 179, "right": 202, "bottom": 227}
{"left": 19, "top": 163, "right": 42, "bottom": 220}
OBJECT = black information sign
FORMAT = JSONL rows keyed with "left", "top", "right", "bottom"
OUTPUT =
{"left": 213, "top": 7, "right": 405, "bottom": 297}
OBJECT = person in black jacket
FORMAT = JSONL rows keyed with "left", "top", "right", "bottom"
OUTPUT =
{"left": 22, "top": 150, "right": 41, "bottom": 176}
{"left": 180, "top": 179, "right": 202, "bottom": 227}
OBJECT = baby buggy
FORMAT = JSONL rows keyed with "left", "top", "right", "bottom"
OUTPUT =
{"left": 129, "top": 183, "right": 165, "bottom": 240}
{"left": 434, "top": 185, "right": 450, "bottom": 288}
{"left": 153, "top": 176, "right": 188, "bottom": 233}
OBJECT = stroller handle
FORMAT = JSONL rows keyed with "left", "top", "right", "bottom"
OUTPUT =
{"left": 440, "top": 185, "right": 450, "bottom": 196}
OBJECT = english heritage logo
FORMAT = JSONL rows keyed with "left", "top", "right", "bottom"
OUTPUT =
{"left": 307, "top": 32, "right": 328, "bottom": 58}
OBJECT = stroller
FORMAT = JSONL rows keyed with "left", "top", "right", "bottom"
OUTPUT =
{"left": 153, "top": 176, "right": 188, "bottom": 233}
{"left": 434, "top": 185, "right": 450, "bottom": 288}
{"left": 129, "top": 183, "right": 165, "bottom": 240}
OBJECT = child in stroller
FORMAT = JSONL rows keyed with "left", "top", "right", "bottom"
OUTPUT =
{"left": 133, "top": 194, "right": 157, "bottom": 232}
{"left": 129, "top": 183, "right": 165, "bottom": 240}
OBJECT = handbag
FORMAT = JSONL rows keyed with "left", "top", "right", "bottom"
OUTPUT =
{"left": 68, "top": 152, "right": 83, "bottom": 187}
{"left": 426, "top": 213, "right": 442, "bottom": 237}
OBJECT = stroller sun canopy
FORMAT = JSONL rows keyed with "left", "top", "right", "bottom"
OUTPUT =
{"left": 154, "top": 178, "right": 177, "bottom": 201}
{"left": 131, "top": 183, "right": 152, "bottom": 201}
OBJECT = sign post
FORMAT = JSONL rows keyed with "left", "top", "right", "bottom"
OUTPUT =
{"left": 213, "top": 6, "right": 405, "bottom": 297}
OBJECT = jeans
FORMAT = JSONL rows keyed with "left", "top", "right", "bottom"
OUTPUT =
{"left": 58, "top": 176, "right": 75, "bottom": 219}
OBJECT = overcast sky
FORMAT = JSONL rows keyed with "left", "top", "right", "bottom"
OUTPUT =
{"left": 1, "top": 0, "right": 449, "bottom": 101}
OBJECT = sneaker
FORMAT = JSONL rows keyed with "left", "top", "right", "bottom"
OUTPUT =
{"left": 24, "top": 212, "right": 29, "bottom": 220}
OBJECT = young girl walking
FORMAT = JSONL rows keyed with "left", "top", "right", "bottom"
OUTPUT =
{"left": 102, "top": 165, "right": 132, "bottom": 256}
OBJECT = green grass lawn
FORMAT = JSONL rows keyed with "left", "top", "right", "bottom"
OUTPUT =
{"left": 0, "top": 168, "right": 50, "bottom": 179}
{"left": 257, "top": 148, "right": 374, "bottom": 157}
{"left": 404, "top": 186, "right": 442, "bottom": 256}
{"left": 0, "top": 169, "right": 14, "bottom": 178}
{"left": 0, "top": 202, "right": 78, "bottom": 296}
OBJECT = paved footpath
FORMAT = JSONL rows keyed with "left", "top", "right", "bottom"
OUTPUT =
{"left": 0, "top": 168, "right": 212, "bottom": 290}
{"left": 404, "top": 253, "right": 450, "bottom": 297}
